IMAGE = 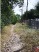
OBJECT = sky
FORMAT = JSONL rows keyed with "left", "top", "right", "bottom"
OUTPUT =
{"left": 13, "top": 0, "right": 39, "bottom": 15}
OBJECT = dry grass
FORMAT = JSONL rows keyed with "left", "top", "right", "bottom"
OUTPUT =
{"left": 1, "top": 24, "right": 13, "bottom": 42}
{"left": 14, "top": 23, "right": 29, "bottom": 34}
{"left": 14, "top": 23, "right": 38, "bottom": 35}
{"left": 1, "top": 24, "right": 16, "bottom": 52}
{"left": 14, "top": 23, "right": 39, "bottom": 52}
{"left": 1, "top": 23, "right": 39, "bottom": 52}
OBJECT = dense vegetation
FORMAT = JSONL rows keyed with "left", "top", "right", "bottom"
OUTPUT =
{"left": 21, "top": 2, "right": 39, "bottom": 21}
{"left": 1, "top": 0, "right": 24, "bottom": 28}
{"left": 1, "top": 1, "right": 39, "bottom": 52}
{"left": 1, "top": 0, "right": 39, "bottom": 28}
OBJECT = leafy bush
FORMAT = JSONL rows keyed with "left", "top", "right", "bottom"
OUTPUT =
{"left": 11, "top": 16, "right": 17, "bottom": 24}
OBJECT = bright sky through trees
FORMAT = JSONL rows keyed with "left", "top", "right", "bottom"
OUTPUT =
{"left": 13, "top": 0, "right": 39, "bottom": 15}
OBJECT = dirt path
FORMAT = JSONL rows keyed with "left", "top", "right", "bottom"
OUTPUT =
{"left": 1, "top": 25, "right": 25, "bottom": 52}
{"left": 8, "top": 25, "right": 16, "bottom": 41}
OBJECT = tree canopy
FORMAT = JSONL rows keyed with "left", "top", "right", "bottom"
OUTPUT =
{"left": 1, "top": 0, "right": 24, "bottom": 28}
{"left": 21, "top": 2, "right": 39, "bottom": 21}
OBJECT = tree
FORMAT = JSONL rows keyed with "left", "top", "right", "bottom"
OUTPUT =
{"left": 16, "top": 14, "right": 21, "bottom": 22}
{"left": 21, "top": 9, "right": 35, "bottom": 21}
{"left": 35, "top": 2, "right": 39, "bottom": 18}
{"left": 35, "top": 2, "right": 39, "bottom": 29}
{"left": 27, "top": 9, "right": 36, "bottom": 19}
{"left": 1, "top": 0, "right": 24, "bottom": 28}
{"left": 36, "top": 2, "right": 39, "bottom": 12}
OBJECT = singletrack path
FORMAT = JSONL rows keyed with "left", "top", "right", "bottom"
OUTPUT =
{"left": 2, "top": 25, "right": 25, "bottom": 52}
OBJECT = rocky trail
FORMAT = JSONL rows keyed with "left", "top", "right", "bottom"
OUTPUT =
{"left": 1, "top": 25, "right": 25, "bottom": 52}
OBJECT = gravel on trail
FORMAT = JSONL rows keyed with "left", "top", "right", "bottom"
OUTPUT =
{"left": 1, "top": 25, "right": 25, "bottom": 52}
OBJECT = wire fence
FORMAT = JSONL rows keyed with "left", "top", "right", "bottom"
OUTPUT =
{"left": 28, "top": 18, "right": 39, "bottom": 29}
